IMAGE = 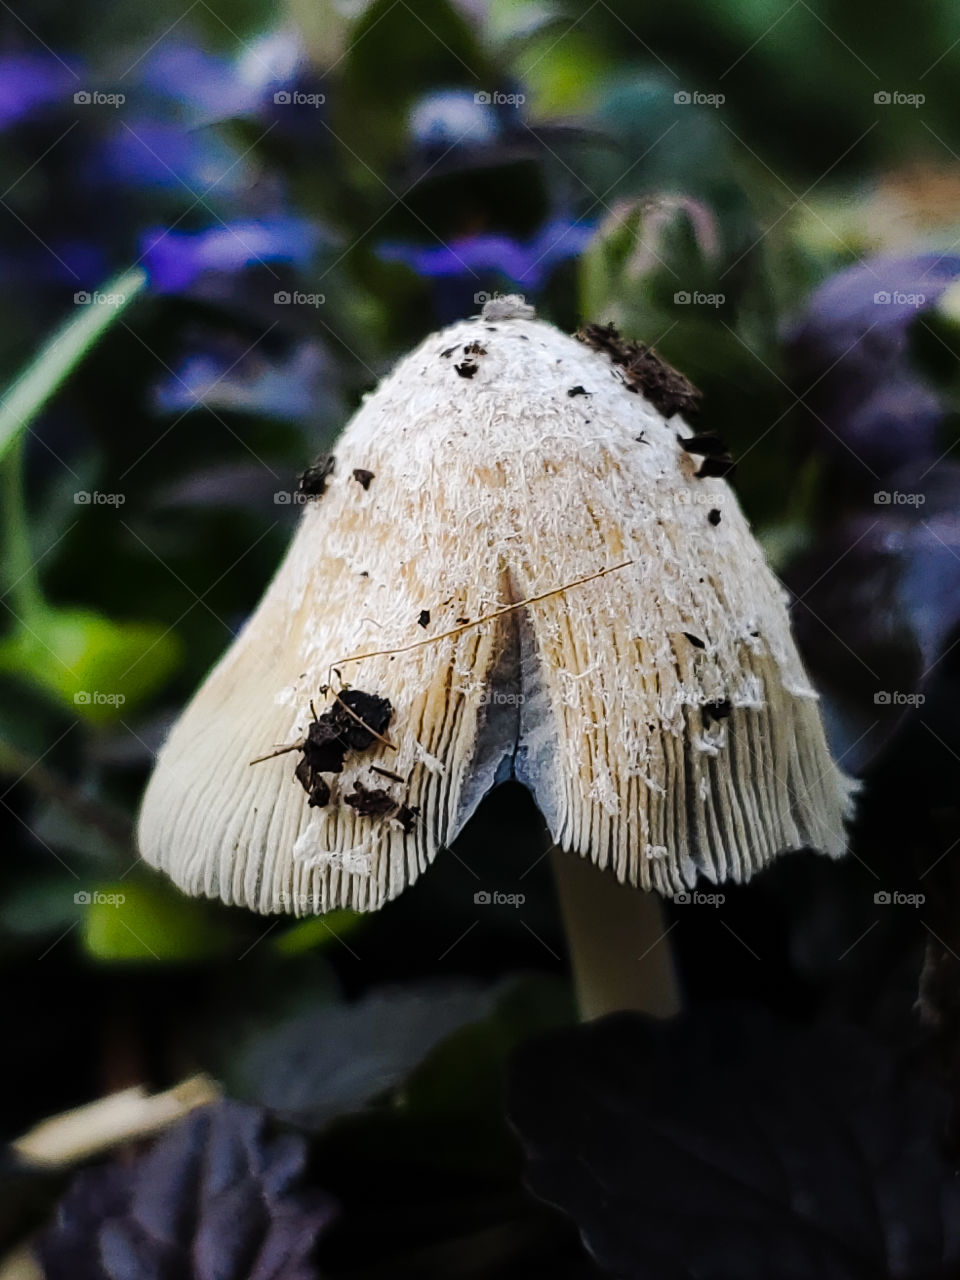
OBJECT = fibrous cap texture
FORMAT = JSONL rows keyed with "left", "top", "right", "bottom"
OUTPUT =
{"left": 138, "top": 297, "right": 855, "bottom": 914}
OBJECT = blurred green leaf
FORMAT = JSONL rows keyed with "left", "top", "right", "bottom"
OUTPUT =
{"left": 346, "top": 0, "right": 489, "bottom": 107}
{"left": 485, "top": 0, "right": 563, "bottom": 44}
{"left": 518, "top": 31, "right": 608, "bottom": 116}
{"left": 272, "top": 909, "right": 365, "bottom": 956}
{"left": 0, "top": 606, "right": 181, "bottom": 722}
{"left": 0, "top": 269, "right": 146, "bottom": 465}
{"left": 81, "top": 878, "right": 235, "bottom": 962}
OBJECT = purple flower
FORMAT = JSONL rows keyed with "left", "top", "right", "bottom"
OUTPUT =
{"left": 140, "top": 218, "right": 320, "bottom": 293}
{"left": 139, "top": 43, "right": 257, "bottom": 124}
{"left": 153, "top": 336, "right": 334, "bottom": 421}
{"left": 139, "top": 31, "right": 310, "bottom": 126}
{"left": 98, "top": 121, "right": 250, "bottom": 194}
{"left": 0, "top": 53, "right": 77, "bottom": 129}
{"left": 378, "top": 216, "right": 596, "bottom": 292}
{"left": 409, "top": 89, "right": 505, "bottom": 156}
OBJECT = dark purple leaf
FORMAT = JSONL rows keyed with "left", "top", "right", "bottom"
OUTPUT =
{"left": 509, "top": 1004, "right": 960, "bottom": 1280}
{"left": 787, "top": 254, "right": 960, "bottom": 480}
{"left": 230, "top": 982, "right": 498, "bottom": 1129}
{"left": 37, "top": 1101, "right": 335, "bottom": 1280}
{"left": 789, "top": 465, "right": 960, "bottom": 771}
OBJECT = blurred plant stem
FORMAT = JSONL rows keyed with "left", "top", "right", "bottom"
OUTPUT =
{"left": 2, "top": 434, "right": 43, "bottom": 619}
{"left": 1, "top": 266, "right": 148, "bottom": 616}
{"left": 12, "top": 1074, "right": 219, "bottom": 1167}
{"left": 0, "top": 266, "right": 147, "bottom": 465}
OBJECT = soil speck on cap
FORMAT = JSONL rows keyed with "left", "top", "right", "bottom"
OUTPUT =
{"left": 294, "top": 760, "right": 330, "bottom": 808}
{"left": 329, "top": 690, "right": 392, "bottom": 752}
{"left": 463, "top": 341, "right": 486, "bottom": 356}
{"left": 678, "top": 432, "right": 726, "bottom": 456}
{"left": 683, "top": 632, "right": 706, "bottom": 649}
{"left": 297, "top": 454, "right": 335, "bottom": 499}
{"left": 294, "top": 689, "right": 394, "bottom": 805}
{"left": 567, "top": 385, "right": 590, "bottom": 397}
{"left": 345, "top": 782, "right": 418, "bottom": 834}
{"left": 440, "top": 346, "right": 457, "bottom": 358}
{"left": 352, "top": 468, "right": 375, "bottom": 490}
{"left": 418, "top": 609, "right": 430, "bottom": 628}
{"left": 678, "top": 431, "right": 737, "bottom": 480}
{"left": 696, "top": 455, "right": 737, "bottom": 479}
{"left": 576, "top": 321, "right": 701, "bottom": 419}
{"left": 708, "top": 508, "right": 722, "bottom": 525}
{"left": 703, "top": 698, "right": 732, "bottom": 723}
{"left": 455, "top": 616, "right": 469, "bottom": 625}
{"left": 455, "top": 361, "right": 478, "bottom": 378}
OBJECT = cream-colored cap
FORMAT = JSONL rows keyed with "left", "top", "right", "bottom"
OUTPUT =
{"left": 138, "top": 297, "right": 855, "bottom": 914}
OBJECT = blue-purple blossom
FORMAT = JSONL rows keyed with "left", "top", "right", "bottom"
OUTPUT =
{"left": 139, "top": 30, "right": 313, "bottom": 127}
{"left": 97, "top": 121, "right": 250, "bottom": 194}
{"left": 139, "top": 43, "right": 260, "bottom": 124}
{"left": 377, "top": 216, "right": 596, "bottom": 292}
{"left": 409, "top": 89, "right": 505, "bottom": 156}
{"left": 140, "top": 218, "right": 320, "bottom": 293}
{"left": 152, "top": 337, "right": 333, "bottom": 421}
{"left": 0, "top": 53, "right": 77, "bottom": 129}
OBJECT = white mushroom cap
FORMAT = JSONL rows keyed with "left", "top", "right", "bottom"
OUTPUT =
{"left": 138, "top": 297, "right": 855, "bottom": 915}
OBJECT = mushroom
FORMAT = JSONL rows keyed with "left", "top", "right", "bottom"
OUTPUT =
{"left": 138, "top": 296, "right": 855, "bottom": 1018}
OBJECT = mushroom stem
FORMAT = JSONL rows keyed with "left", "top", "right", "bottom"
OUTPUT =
{"left": 551, "top": 850, "right": 682, "bottom": 1021}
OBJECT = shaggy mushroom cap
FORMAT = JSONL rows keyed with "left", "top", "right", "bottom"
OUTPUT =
{"left": 138, "top": 297, "right": 855, "bottom": 914}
